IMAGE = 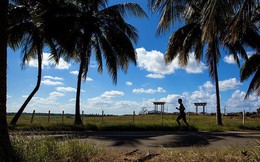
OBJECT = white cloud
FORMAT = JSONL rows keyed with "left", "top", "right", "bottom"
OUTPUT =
{"left": 56, "top": 87, "right": 76, "bottom": 92}
{"left": 22, "top": 95, "right": 28, "bottom": 98}
{"left": 70, "top": 71, "right": 79, "bottom": 75}
{"left": 202, "top": 78, "right": 242, "bottom": 92}
{"left": 133, "top": 87, "right": 166, "bottom": 94}
{"left": 202, "top": 81, "right": 214, "bottom": 91}
{"left": 70, "top": 71, "right": 93, "bottom": 81}
{"left": 136, "top": 47, "right": 207, "bottom": 78}
{"left": 100, "top": 90, "right": 125, "bottom": 99}
{"left": 41, "top": 79, "right": 63, "bottom": 86}
{"left": 43, "top": 76, "right": 63, "bottom": 81}
{"left": 126, "top": 82, "right": 133, "bottom": 86}
{"left": 227, "top": 90, "right": 260, "bottom": 112}
{"left": 7, "top": 95, "right": 11, "bottom": 98}
{"left": 69, "top": 98, "right": 76, "bottom": 102}
{"left": 49, "top": 91, "right": 65, "bottom": 99}
{"left": 219, "top": 78, "right": 242, "bottom": 91}
{"left": 86, "top": 77, "right": 93, "bottom": 81}
{"left": 223, "top": 55, "right": 237, "bottom": 64}
{"left": 28, "top": 52, "right": 71, "bottom": 70}
{"left": 146, "top": 73, "right": 165, "bottom": 79}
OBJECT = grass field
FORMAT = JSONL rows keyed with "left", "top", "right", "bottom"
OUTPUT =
{"left": 7, "top": 114, "right": 260, "bottom": 131}
{"left": 7, "top": 114, "right": 260, "bottom": 161}
{"left": 10, "top": 135, "right": 260, "bottom": 162}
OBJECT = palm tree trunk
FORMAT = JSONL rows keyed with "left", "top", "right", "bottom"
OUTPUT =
{"left": 10, "top": 51, "right": 42, "bottom": 125}
{"left": 213, "top": 52, "right": 223, "bottom": 126}
{"left": 0, "top": 0, "right": 20, "bottom": 160}
{"left": 75, "top": 61, "right": 83, "bottom": 125}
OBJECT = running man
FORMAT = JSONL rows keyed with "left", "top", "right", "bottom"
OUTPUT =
{"left": 176, "top": 98, "right": 189, "bottom": 127}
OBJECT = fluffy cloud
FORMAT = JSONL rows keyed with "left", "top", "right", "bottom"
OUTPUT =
{"left": 126, "top": 82, "right": 133, "bottom": 86}
{"left": 28, "top": 53, "right": 71, "bottom": 69}
{"left": 100, "top": 90, "right": 125, "bottom": 99}
{"left": 219, "top": 78, "right": 242, "bottom": 91}
{"left": 70, "top": 71, "right": 79, "bottom": 75}
{"left": 227, "top": 90, "right": 260, "bottom": 112}
{"left": 202, "top": 78, "right": 242, "bottom": 92}
{"left": 223, "top": 55, "right": 237, "bottom": 64}
{"left": 86, "top": 77, "right": 93, "bottom": 81}
{"left": 56, "top": 87, "right": 76, "bottom": 92}
{"left": 41, "top": 79, "right": 63, "bottom": 86}
{"left": 133, "top": 87, "right": 166, "bottom": 94}
{"left": 146, "top": 73, "right": 165, "bottom": 79}
{"left": 70, "top": 71, "right": 93, "bottom": 81}
{"left": 136, "top": 47, "right": 207, "bottom": 78}
{"left": 49, "top": 91, "right": 65, "bottom": 99}
{"left": 202, "top": 81, "right": 214, "bottom": 90}
{"left": 43, "top": 76, "right": 63, "bottom": 81}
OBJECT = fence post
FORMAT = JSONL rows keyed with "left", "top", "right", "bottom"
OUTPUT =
{"left": 133, "top": 111, "right": 135, "bottom": 124}
{"left": 30, "top": 110, "right": 35, "bottom": 123}
{"left": 48, "top": 110, "right": 50, "bottom": 123}
{"left": 243, "top": 110, "right": 245, "bottom": 125}
{"left": 82, "top": 110, "right": 84, "bottom": 124}
{"left": 161, "top": 110, "right": 164, "bottom": 125}
{"left": 62, "top": 111, "right": 64, "bottom": 124}
{"left": 102, "top": 110, "right": 104, "bottom": 123}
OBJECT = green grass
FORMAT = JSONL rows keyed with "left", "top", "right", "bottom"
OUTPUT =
{"left": 7, "top": 114, "right": 260, "bottom": 131}
{"left": 10, "top": 136, "right": 260, "bottom": 162}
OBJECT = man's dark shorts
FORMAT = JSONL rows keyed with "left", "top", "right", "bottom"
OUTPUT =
{"left": 177, "top": 113, "right": 186, "bottom": 120}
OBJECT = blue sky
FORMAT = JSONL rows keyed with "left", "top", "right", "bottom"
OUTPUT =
{"left": 6, "top": 1, "right": 260, "bottom": 115}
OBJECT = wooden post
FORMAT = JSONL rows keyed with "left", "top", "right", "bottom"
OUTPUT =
{"left": 62, "top": 111, "right": 64, "bottom": 124}
{"left": 133, "top": 111, "right": 135, "bottom": 124}
{"left": 161, "top": 106, "right": 164, "bottom": 125}
{"left": 82, "top": 110, "right": 84, "bottom": 123}
{"left": 243, "top": 110, "right": 245, "bottom": 125}
{"left": 102, "top": 110, "right": 104, "bottom": 123}
{"left": 48, "top": 110, "right": 50, "bottom": 123}
{"left": 30, "top": 110, "right": 35, "bottom": 123}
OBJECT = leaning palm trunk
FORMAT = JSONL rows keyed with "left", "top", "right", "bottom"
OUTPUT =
{"left": 213, "top": 52, "right": 223, "bottom": 125}
{"left": 10, "top": 51, "right": 42, "bottom": 125}
{"left": 75, "top": 60, "right": 83, "bottom": 125}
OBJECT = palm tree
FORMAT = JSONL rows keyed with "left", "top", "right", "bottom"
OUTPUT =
{"left": 225, "top": 0, "right": 260, "bottom": 98}
{"left": 0, "top": 0, "right": 20, "bottom": 160}
{"left": 8, "top": 0, "right": 59, "bottom": 125}
{"left": 57, "top": 0, "right": 147, "bottom": 125}
{"left": 149, "top": 0, "right": 249, "bottom": 125}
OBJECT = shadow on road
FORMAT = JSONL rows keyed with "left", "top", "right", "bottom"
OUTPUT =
{"left": 73, "top": 131, "right": 260, "bottom": 148}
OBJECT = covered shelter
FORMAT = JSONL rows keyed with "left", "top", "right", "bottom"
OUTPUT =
{"left": 194, "top": 102, "right": 207, "bottom": 115}
{"left": 153, "top": 102, "right": 166, "bottom": 114}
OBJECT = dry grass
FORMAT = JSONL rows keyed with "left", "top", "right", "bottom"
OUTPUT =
{"left": 11, "top": 135, "right": 260, "bottom": 162}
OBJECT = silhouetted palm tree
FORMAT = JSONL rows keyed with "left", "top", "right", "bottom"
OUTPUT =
{"left": 0, "top": 0, "right": 19, "bottom": 160}
{"left": 149, "top": 0, "right": 250, "bottom": 125}
{"left": 225, "top": 0, "right": 260, "bottom": 98}
{"left": 57, "top": 0, "right": 147, "bottom": 125}
{"left": 8, "top": 0, "right": 59, "bottom": 125}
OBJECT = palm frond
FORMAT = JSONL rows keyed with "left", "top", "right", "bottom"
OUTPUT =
{"left": 244, "top": 68, "right": 260, "bottom": 99}
{"left": 97, "top": 32, "right": 118, "bottom": 84}
{"left": 240, "top": 52, "right": 260, "bottom": 81}
{"left": 104, "top": 3, "right": 148, "bottom": 19}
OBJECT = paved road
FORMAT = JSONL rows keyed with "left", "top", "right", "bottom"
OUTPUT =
{"left": 14, "top": 130, "right": 260, "bottom": 150}
{"left": 79, "top": 131, "right": 260, "bottom": 150}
